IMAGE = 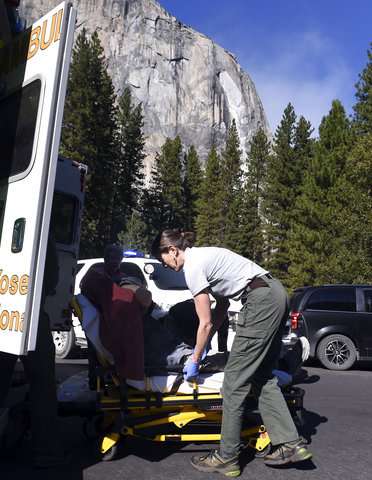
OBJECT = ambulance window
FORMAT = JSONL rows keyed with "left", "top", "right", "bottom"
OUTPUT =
{"left": 0, "top": 79, "right": 41, "bottom": 179}
{"left": 0, "top": 186, "right": 6, "bottom": 242}
{"left": 50, "top": 192, "right": 77, "bottom": 245}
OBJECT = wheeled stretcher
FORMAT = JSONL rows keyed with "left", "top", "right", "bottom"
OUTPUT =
{"left": 66, "top": 295, "right": 305, "bottom": 461}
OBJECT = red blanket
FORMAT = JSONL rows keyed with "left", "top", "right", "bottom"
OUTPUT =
{"left": 80, "top": 266, "right": 144, "bottom": 380}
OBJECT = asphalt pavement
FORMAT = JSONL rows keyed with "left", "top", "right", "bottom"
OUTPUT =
{"left": 1, "top": 359, "right": 372, "bottom": 480}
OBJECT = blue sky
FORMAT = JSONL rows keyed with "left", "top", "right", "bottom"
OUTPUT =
{"left": 160, "top": 0, "right": 372, "bottom": 135}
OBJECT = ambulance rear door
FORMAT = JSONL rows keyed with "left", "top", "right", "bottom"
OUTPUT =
{"left": 46, "top": 156, "right": 86, "bottom": 331}
{"left": 0, "top": 2, "right": 76, "bottom": 355}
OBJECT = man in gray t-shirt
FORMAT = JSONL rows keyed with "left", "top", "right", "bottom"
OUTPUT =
{"left": 152, "top": 230, "right": 312, "bottom": 475}
{"left": 183, "top": 246, "right": 268, "bottom": 300}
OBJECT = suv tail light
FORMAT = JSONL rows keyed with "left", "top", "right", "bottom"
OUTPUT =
{"left": 290, "top": 311, "right": 302, "bottom": 330}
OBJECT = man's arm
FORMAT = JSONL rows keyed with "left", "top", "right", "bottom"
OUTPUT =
{"left": 212, "top": 296, "right": 230, "bottom": 334}
{"left": 192, "top": 291, "right": 213, "bottom": 363}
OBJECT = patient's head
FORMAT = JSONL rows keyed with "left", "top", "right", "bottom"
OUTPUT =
{"left": 104, "top": 244, "right": 123, "bottom": 276}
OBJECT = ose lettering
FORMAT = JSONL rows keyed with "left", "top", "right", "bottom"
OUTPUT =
{"left": 0, "top": 270, "right": 29, "bottom": 295}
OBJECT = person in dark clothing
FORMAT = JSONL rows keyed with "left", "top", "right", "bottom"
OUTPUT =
{"left": 102, "top": 244, "right": 153, "bottom": 310}
{"left": 0, "top": 236, "right": 64, "bottom": 468}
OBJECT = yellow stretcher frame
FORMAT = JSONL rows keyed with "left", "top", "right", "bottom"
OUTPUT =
{"left": 94, "top": 375, "right": 271, "bottom": 459}
{"left": 70, "top": 296, "right": 303, "bottom": 461}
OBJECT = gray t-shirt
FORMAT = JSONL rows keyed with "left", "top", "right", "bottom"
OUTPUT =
{"left": 183, "top": 247, "right": 268, "bottom": 299}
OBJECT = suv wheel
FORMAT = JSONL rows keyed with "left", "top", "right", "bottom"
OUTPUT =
{"left": 53, "top": 330, "right": 76, "bottom": 359}
{"left": 317, "top": 334, "right": 357, "bottom": 371}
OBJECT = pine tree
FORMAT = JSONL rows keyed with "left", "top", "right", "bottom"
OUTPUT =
{"left": 345, "top": 43, "right": 372, "bottom": 280}
{"left": 263, "top": 104, "right": 296, "bottom": 279}
{"left": 195, "top": 146, "right": 224, "bottom": 246}
{"left": 339, "top": 133, "right": 372, "bottom": 282}
{"left": 183, "top": 145, "right": 202, "bottom": 230}
{"left": 117, "top": 209, "right": 149, "bottom": 252}
{"left": 60, "top": 29, "right": 117, "bottom": 257}
{"left": 141, "top": 137, "right": 185, "bottom": 237}
{"left": 114, "top": 87, "right": 146, "bottom": 241}
{"left": 353, "top": 43, "right": 372, "bottom": 135}
{"left": 287, "top": 100, "right": 354, "bottom": 287}
{"left": 219, "top": 120, "right": 243, "bottom": 250}
{"left": 158, "top": 136, "right": 185, "bottom": 227}
{"left": 263, "top": 104, "right": 312, "bottom": 282}
{"left": 140, "top": 165, "right": 164, "bottom": 250}
{"left": 293, "top": 116, "right": 315, "bottom": 180}
{"left": 237, "top": 127, "right": 270, "bottom": 261}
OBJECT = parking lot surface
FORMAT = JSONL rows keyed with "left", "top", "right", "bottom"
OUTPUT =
{"left": 1, "top": 360, "right": 372, "bottom": 480}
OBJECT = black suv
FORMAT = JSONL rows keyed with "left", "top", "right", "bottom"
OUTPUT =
{"left": 289, "top": 285, "right": 372, "bottom": 370}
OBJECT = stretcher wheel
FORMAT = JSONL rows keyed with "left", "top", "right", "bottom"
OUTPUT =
{"left": 101, "top": 441, "right": 121, "bottom": 461}
{"left": 100, "top": 432, "right": 125, "bottom": 461}
{"left": 254, "top": 443, "right": 271, "bottom": 458}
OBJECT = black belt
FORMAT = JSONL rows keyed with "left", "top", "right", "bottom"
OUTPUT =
{"left": 241, "top": 274, "right": 273, "bottom": 304}
{"left": 249, "top": 273, "right": 273, "bottom": 289}
{"left": 249, "top": 276, "right": 269, "bottom": 290}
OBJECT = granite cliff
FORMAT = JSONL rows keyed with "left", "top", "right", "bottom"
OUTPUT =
{"left": 21, "top": 0, "right": 270, "bottom": 172}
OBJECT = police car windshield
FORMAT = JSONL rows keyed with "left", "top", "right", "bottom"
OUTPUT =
{"left": 151, "top": 263, "right": 188, "bottom": 290}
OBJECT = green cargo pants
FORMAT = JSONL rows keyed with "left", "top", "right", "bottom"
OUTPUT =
{"left": 220, "top": 276, "right": 299, "bottom": 458}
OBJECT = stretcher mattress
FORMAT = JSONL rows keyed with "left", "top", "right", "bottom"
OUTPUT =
{"left": 58, "top": 370, "right": 225, "bottom": 406}
{"left": 127, "top": 371, "right": 225, "bottom": 394}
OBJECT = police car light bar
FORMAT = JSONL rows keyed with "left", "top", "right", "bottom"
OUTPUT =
{"left": 123, "top": 249, "right": 144, "bottom": 258}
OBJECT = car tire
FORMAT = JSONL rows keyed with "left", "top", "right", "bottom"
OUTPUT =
{"left": 317, "top": 334, "right": 357, "bottom": 371}
{"left": 53, "top": 330, "right": 76, "bottom": 359}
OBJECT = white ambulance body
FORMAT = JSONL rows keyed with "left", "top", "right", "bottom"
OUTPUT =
{"left": 0, "top": 2, "right": 77, "bottom": 355}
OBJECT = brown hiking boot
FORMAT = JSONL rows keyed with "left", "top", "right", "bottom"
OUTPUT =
{"left": 191, "top": 449, "right": 241, "bottom": 477}
{"left": 264, "top": 438, "right": 312, "bottom": 466}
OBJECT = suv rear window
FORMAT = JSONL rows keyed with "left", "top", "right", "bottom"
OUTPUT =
{"left": 363, "top": 290, "right": 372, "bottom": 313}
{"left": 290, "top": 289, "right": 307, "bottom": 310}
{"left": 306, "top": 287, "right": 356, "bottom": 312}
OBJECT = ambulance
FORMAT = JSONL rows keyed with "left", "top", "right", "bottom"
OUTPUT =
{"left": 0, "top": 2, "right": 81, "bottom": 357}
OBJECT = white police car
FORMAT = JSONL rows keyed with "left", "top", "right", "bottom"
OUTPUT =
{"left": 53, "top": 252, "right": 296, "bottom": 358}
{"left": 53, "top": 253, "right": 193, "bottom": 358}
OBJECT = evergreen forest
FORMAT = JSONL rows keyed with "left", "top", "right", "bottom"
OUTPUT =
{"left": 60, "top": 30, "right": 372, "bottom": 289}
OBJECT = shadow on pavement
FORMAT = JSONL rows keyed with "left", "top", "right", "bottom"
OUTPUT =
{"left": 293, "top": 367, "right": 321, "bottom": 385}
{"left": 298, "top": 408, "right": 328, "bottom": 445}
{"left": 111, "top": 436, "right": 188, "bottom": 462}
{"left": 0, "top": 416, "right": 101, "bottom": 480}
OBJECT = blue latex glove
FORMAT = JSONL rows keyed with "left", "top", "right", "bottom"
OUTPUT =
{"left": 183, "top": 358, "right": 200, "bottom": 381}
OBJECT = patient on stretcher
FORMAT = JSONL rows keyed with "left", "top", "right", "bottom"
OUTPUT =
{"left": 76, "top": 293, "right": 226, "bottom": 371}
{"left": 77, "top": 244, "right": 308, "bottom": 392}
{"left": 75, "top": 286, "right": 308, "bottom": 395}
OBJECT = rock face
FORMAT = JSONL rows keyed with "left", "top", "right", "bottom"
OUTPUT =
{"left": 21, "top": 0, "right": 270, "bottom": 172}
